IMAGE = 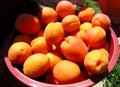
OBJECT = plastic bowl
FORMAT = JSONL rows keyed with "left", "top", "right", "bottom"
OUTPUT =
{"left": 3, "top": 27, "right": 119, "bottom": 87}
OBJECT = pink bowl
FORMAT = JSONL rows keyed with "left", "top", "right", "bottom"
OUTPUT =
{"left": 3, "top": 27, "right": 119, "bottom": 87}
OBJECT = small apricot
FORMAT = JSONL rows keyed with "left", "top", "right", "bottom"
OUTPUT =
{"left": 15, "top": 14, "right": 41, "bottom": 34}
{"left": 91, "top": 13, "right": 111, "bottom": 31}
{"left": 53, "top": 60, "right": 81, "bottom": 84}
{"left": 44, "top": 22, "right": 64, "bottom": 45}
{"left": 60, "top": 36, "right": 88, "bottom": 65}
{"left": 84, "top": 49, "right": 109, "bottom": 75}
{"left": 23, "top": 53, "right": 50, "bottom": 78}
{"left": 62, "top": 15, "right": 80, "bottom": 32}
{"left": 8, "top": 42, "right": 32, "bottom": 64}
{"left": 30, "top": 36, "right": 52, "bottom": 54}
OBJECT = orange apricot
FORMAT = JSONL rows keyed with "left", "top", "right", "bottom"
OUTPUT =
{"left": 84, "top": 49, "right": 109, "bottom": 75}
{"left": 72, "top": 30, "right": 87, "bottom": 43}
{"left": 15, "top": 14, "right": 41, "bottom": 34}
{"left": 53, "top": 60, "right": 81, "bottom": 84}
{"left": 46, "top": 52, "right": 63, "bottom": 72}
{"left": 86, "top": 26, "right": 106, "bottom": 49}
{"left": 23, "top": 53, "right": 50, "bottom": 78}
{"left": 60, "top": 36, "right": 88, "bottom": 65}
{"left": 40, "top": 7, "right": 58, "bottom": 25}
{"left": 78, "top": 6, "right": 95, "bottom": 23}
{"left": 44, "top": 22, "right": 64, "bottom": 45}
{"left": 56, "top": 0, "right": 75, "bottom": 18}
{"left": 62, "top": 15, "right": 80, "bottom": 32}
{"left": 91, "top": 13, "right": 111, "bottom": 31}
{"left": 8, "top": 42, "right": 32, "bottom": 64}
{"left": 30, "top": 36, "right": 52, "bottom": 54}
{"left": 79, "top": 22, "right": 92, "bottom": 33}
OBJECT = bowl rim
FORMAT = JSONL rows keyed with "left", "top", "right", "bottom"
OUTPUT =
{"left": 3, "top": 27, "right": 119, "bottom": 87}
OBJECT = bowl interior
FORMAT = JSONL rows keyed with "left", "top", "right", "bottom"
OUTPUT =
{"left": 3, "top": 27, "right": 119, "bottom": 87}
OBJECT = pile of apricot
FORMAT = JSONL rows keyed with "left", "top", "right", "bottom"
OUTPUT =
{"left": 8, "top": 0, "right": 111, "bottom": 85}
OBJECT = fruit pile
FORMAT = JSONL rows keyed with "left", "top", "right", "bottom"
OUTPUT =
{"left": 7, "top": 0, "right": 111, "bottom": 85}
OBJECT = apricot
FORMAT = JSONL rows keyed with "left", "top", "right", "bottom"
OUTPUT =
{"left": 53, "top": 60, "right": 81, "bottom": 84}
{"left": 72, "top": 30, "right": 87, "bottom": 43}
{"left": 40, "top": 7, "right": 58, "bottom": 25}
{"left": 84, "top": 49, "right": 109, "bottom": 75}
{"left": 79, "top": 22, "right": 92, "bottom": 33}
{"left": 62, "top": 15, "right": 80, "bottom": 32}
{"left": 86, "top": 26, "right": 106, "bottom": 49}
{"left": 15, "top": 14, "right": 41, "bottom": 34}
{"left": 44, "top": 22, "right": 64, "bottom": 45}
{"left": 78, "top": 6, "right": 95, "bottom": 23}
{"left": 46, "top": 52, "right": 63, "bottom": 72}
{"left": 56, "top": 0, "right": 75, "bottom": 18}
{"left": 23, "top": 53, "right": 50, "bottom": 78}
{"left": 30, "top": 36, "right": 52, "bottom": 54}
{"left": 91, "top": 13, "right": 111, "bottom": 31}
{"left": 13, "top": 34, "right": 32, "bottom": 44}
{"left": 60, "top": 36, "right": 88, "bottom": 65}
{"left": 8, "top": 42, "right": 32, "bottom": 64}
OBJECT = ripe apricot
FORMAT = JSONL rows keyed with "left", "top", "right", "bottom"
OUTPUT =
{"left": 62, "top": 15, "right": 80, "bottom": 32}
{"left": 44, "top": 22, "right": 64, "bottom": 45}
{"left": 91, "top": 13, "right": 111, "bottom": 31}
{"left": 40, "top": 7, "right": 58, "bottom": 25}
{"left": 46, "top": 52, "right": 63, "bottom": 72}
{"left": 56, "top": 0, "right": 75, "bottom": 18}
{"left": 8, "top": 42, "right": 32, "bottom": 64}
{"left": 72, "top": 30, "right": 87, "bottom": 43}
{"left": 84, "top": 49, "right": 109, "bottom": 75}
{"left": 13, "top": 34, "right": 32, "bottom": 44}
{"left": 30, "top": 36, "right": 52, "bottom": 54}
{"left": 53, "top": 60, "right": 81, "bottom": 84}
{"left": 78, "top": 6, "right": 95, "bottom": 23}
{"left": 79, "top": 22, "right": 92, "bottom": 33}
{"left": 15, "top": 14, "right": 41, "bottom": 34}
{"left": 23, "top": 53, "right": 50, "bottom": 78}
{"left": 60, "top": 36, "right": 88, "bottom": 65}
{"left": 86, "top": 26, "right": 106, "bottom": 49}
